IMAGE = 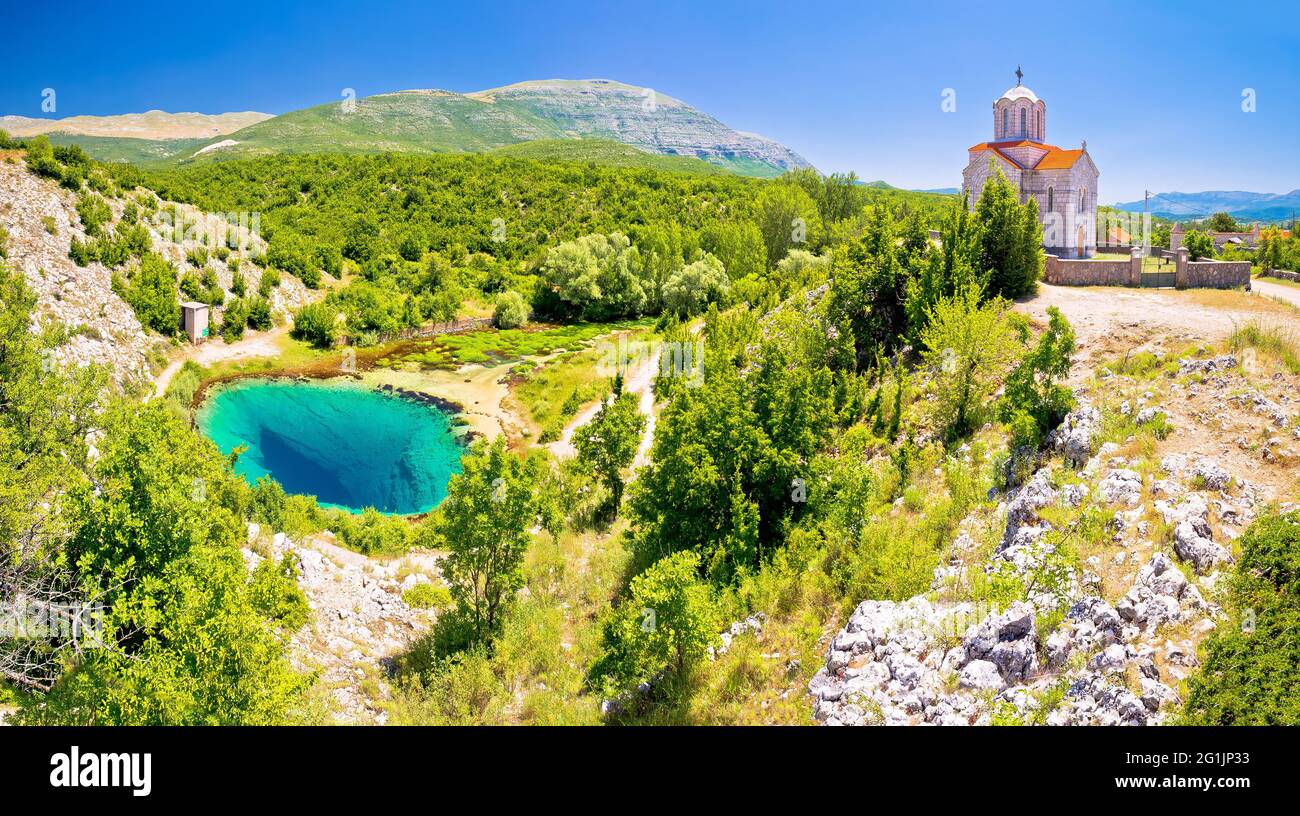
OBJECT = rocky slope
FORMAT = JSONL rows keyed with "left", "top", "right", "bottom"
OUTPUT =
{"left": 469, "top": 79, "right": 812, "bottom": 176}
{"left": 0, "top": 158, "right": 311, "bottom": 390}
{"left": 810, "top": 350, "right": 1298, "bottom": 726}
{"left": 1, "top": 159, "right": 154, "bottom": 385}
{"left": 244, "top": 525, "right": 444, "bottom": 724}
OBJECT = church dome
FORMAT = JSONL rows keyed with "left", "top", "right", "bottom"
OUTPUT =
{"left": 999, "top": 85, "right": 1040, "bottom": 103}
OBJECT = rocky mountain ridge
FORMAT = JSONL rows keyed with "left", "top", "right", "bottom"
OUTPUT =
{"left": 4, "top": 79, "right": 812, "bottom": 178}
{"left": 1, "top": 111, "right": 272, "bottom": 140}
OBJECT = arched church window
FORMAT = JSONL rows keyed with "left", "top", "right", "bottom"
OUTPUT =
{"left": 1047, "top": 187, "right": 1054, "bottom": 212}
{"left": 1019, "top": 109, "right": 1026, "bottom": 136}
{"left": 1079, "top": 189, "right": 1087, "bottom": 213}
{"left": 1002, "top": 109, "right": 1008, "bottom": 135}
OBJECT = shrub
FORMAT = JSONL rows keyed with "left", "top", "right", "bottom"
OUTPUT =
{"left": 112, "top": 253, "right": 180, "bottom": 335}
{"left": 592, "top": 550, "right": 719, "bottom": 696}
{"left": 247, "top": 297, "right": 273, "bottom": 331}
{"left": 1001, "top": 305, "right": 1076, "bottom": 440}
{"left": 69, "top": 237, "right": 96, "bottom": 267}
{"left": 1182, "top": 511, "right": 1300, "bottom": 724}
{"left": 335, "top": 507, "right": 410, "bottom": 555}
{"left": 291, "top": 302, "right": 336, "bottom": 348}
{"left": 248, "top": 555, "right": 311, "bottom": 631}
{"left": 919, "top": 282, "right": 1019, "bottom": 439}
{"left": 258, "top": 266, "right": 281, "bottom": 296}
{"left": 492, "top": 290, "right": 529, "bottom": 329}
{"left": 186, "top": 245, "right": 210, "bottom": 268}
{"left": 315, "top": 244, "right": 342, "bottom": 279}
{"left": 221, "top": 298, "right": 249, "bottom": 342}
{"left": 75, "top": 192, "right": 112, "bottom": 237}
{"left": 403, "top": 583, "right": 453, "bottom": 610}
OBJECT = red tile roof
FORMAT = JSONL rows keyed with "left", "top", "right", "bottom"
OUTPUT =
{"left": 969, "top": 140, "right": 1086, "bottom": 171}
{"left": 1036, "top": 148, "right": 1085, "bottom": 170}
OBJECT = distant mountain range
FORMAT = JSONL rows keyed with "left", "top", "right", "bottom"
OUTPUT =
{"left": 859, "top": 180, "right": 959, "bottom": 195}
{"left": 1, "top": 79, "right": 812, "bottom": 178}
{"left": 1111, "top": 190, "right": 1300, "bottom": 223}
{"left": 0, "top": 111, "right": 270, "bottom": 140}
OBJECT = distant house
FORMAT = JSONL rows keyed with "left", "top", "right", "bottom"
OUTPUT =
{"left": 961, "top": 69, "right": 1099, "bottom": 258}
{"left": 1210, "top": 224, "right": 1261, "bottom": 249}
{"left": 181, "top": 302, "right": 209, "bottom": 344}
{"left": 1170, "top": 223, "right": 1263, "bottom": 251}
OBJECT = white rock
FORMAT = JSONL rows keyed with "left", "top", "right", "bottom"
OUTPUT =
{"left": 959, "top": 660, "right": 1005, "bottom": 691}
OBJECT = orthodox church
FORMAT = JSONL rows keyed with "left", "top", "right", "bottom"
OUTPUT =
{"left": 961, "top": 69, "right": 1099, "bottom": 258}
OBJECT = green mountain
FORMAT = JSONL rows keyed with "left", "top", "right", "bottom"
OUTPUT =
{"left": 486, "top": 139, "right": 731, "bottom": 174}
{"left": 44, "top": 133, "right": 209, "bottom": 165}
{"left": 16, "top": 79, "right": 813, "bottom": 178}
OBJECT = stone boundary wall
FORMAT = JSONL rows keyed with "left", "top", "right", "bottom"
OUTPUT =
{"left": 1044, "top": 250, "right": 1250, "bottom": 289}
{"left": 1181, "top": 260, "right": 1250, "bottom": 289}
{"left": 1262, "top": 269, "right": 1299, "bottom": 283}
{"left": 1044, "top": 251, "right": 1139, "bottom": 286}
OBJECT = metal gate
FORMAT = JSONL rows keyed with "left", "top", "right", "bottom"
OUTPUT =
{"left": 1141, "top": 271, "right": 1176, "bottom": 288}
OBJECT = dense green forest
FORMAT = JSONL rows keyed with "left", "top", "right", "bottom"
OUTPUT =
{"left": 119, "top": 152, "right": 956, "bottom": 342}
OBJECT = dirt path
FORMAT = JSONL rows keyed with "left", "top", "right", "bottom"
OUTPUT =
{"left": 150, "top": 326, "right": 289, "bottom": 400}
{"left": 545, "top": 345, "right": 662, "bottom": 462}
{"left": 1251, "top": 277, "right": 1300, "bottom": 309}
{"left": 1016, "top": 283, "right": 1297, "bottom": 381}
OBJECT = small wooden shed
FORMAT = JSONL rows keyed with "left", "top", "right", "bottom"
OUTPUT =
{"left": 181, "top": 302, "right": 210, "bottom": 344}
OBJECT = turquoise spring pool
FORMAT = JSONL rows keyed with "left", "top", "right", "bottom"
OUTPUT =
{"left": 197, "top": 378, "right": 464, "bottom": 514}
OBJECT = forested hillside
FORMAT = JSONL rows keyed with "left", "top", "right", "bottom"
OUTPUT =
{"left": 129, "top": 153, "right": 953, "bottom": 345}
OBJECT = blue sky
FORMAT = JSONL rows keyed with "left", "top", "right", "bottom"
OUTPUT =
{"left": 4, "top": 0, "right": 1297, "bottom": 202}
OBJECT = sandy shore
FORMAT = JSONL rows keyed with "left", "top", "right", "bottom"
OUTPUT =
{"left": 361, "top": 362, "right": 524, "bottom": 442}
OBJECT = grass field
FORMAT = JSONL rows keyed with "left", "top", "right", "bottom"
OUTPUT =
{"left": 375, "top": 318, "right": 655, "bottom": 369}
{"left": 508, "top": 323, "right": 656, "bottom": 440}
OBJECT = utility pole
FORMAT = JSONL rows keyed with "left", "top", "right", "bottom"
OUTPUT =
{"left": 1142, "top": 190, "right": 1153, "bottom": 255}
